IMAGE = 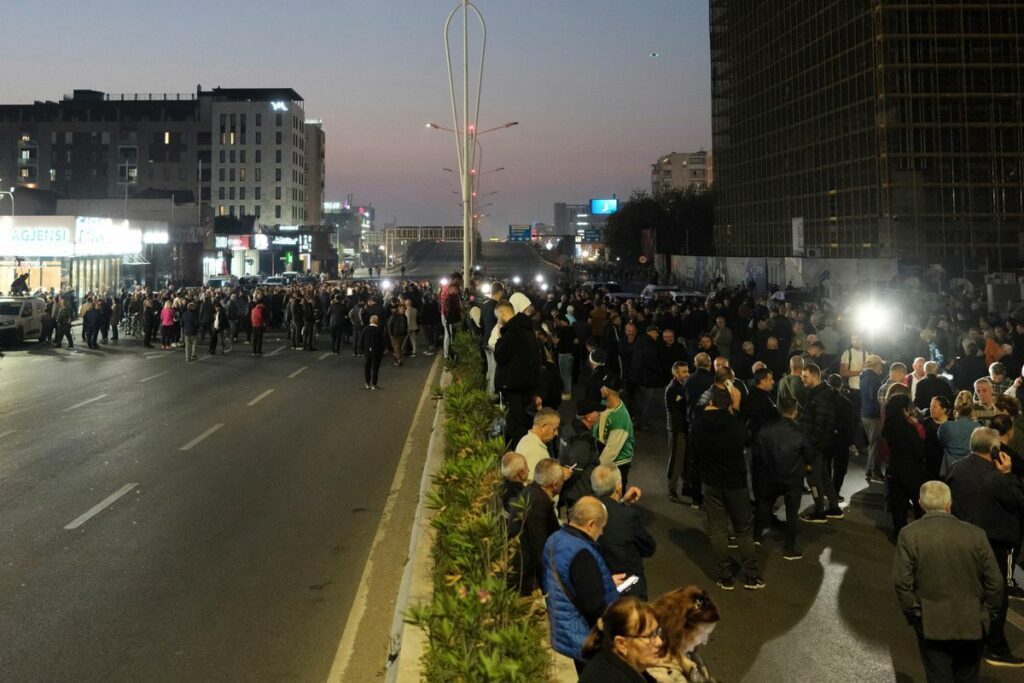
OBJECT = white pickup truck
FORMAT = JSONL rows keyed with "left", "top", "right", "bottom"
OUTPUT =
{"left": 0, "top": 296, "right": 46, "bottom": 343}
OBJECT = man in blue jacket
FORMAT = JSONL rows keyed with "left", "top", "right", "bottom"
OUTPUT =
{"left": 543, "top": 496, "right": 622, "bottom": 675}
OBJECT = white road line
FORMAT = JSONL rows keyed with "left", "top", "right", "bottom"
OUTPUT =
{"left": 318, "top": 352, "right": 331, "bottom": 361}
{"left": 247, "top": 389, "right": 274, "bottom": 406}
{"left": 64, "top": 483, "right": 138, "bottom": 530}
{"left": 144, "top": 351, "right": 165, "bottom": 358}
{"left": 63, "top": 394, "right": 108, "bottom": 412}
{"left": 265, "top": 345, "right": 287, "bottom": 357}
{"left": 288, "top": 366, "right": 308, "bottom": 378}
{"left": 179, "top": 423, "right": 224, "bottom": 451}
{"left": 327, "top": 355, "right": 441, "bottom": 682}
{"left": 0, "top": 429, "right": 15, "bottom": 439}
{"left": 139, "top": 370, "right": 169, "bottom": 384}
{"left": 1009, "top": 607, "right": 1024, "bottom": 633}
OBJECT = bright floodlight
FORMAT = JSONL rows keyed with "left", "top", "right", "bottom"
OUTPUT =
{"left": 541, "top": 283, "right": 549, "bottom": 292}
{"left": 480, "top": 282, "right": 492, "bottom": 295}
{"left": 545, "top": 241, "right": 554, "bottom": 250}
{"left": 474, "top": 264, "right": 482, "bottom": 271}
{"left": 853, "top": 302, "right": 891, "bottom": 334}
{"left": 512, "top": 275, "right": 522, "bottom": 284}
{"left": 440, "top": 277, "right": 450, "bottom": 287}
{"left": 381, "top": 279, "right": 393, "bottom": 290}
{"left": 534, "top": 274, "right": 544, "bottom": 283}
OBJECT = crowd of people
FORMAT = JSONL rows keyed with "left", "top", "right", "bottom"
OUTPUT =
{"left": 21, "top": 278, "right": 451, "bottom": 388}
{"left": 476, "top": 276, "right": 1024, "bottom": 679}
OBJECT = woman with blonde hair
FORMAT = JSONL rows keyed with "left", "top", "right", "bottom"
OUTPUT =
{"left": 580, "top": 596, "right": 662, "bottom": 682}
{"left": 647, "top": 586, "right": 720, "bottom": 683}
{"left": 936, "top": 390, "right": 978, "bottom": 476}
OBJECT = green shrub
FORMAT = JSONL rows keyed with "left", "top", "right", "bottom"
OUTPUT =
{"left": 408, "top": 331, "right": 551, "bottom": 682}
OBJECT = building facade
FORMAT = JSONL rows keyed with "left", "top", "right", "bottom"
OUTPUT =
{"left": 304, "top": 121, "right": 325, "bottom": 227}
{"left": 651, "top": 150, "right": 712, "bottom": 194}
{"left": 711, "top": 1, "right": 1024, "bottom": 265}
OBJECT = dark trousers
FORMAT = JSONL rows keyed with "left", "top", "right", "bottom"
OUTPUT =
{"left": 55, "top": 325, "right": 73, "bottom": 347}
{"left": 85, "top": 326, "right": 99, "bottom": 348}
{"left": 917, "top": 634, "right": 982, "bottom": 683}
{"left": 666, "top": 431, "right": 686, "bottom": 493}
{"left": 229, "top": 319, "right": 240, "bottom": 341}
{"left": 331, "top": 326, "right": 343, "bottom": 353}
{"left": 888, "top": 473, "right": 924, "bottom": 535}
{"left": 364, "top": 352, "right": 383, "bottom": 386}
{"left": 831, "top": 444, "right": 850, "bottom": 497}
{"left": 199, "top": 322, "right": 211, "bottom": 341}
{"left": 754, "top": 481, "right": 802, "bottom": 552}
{"left": 352, "top": 325, "right": 363, "bottom": 355}
{"left": 703, "top": 484, "right": 760, "bottom": 581}
{"left": 683, "top": 436, "right": 703, "bottom": 505}
{"left": 110, "top": 320, "right": 118, "bottom": 341}
{"left": 142, "top": 325, "right": 154, "bottom": 346}
{"left": 807, "top": 452, "right": 839, "bottom": 512}
{"left": 501, "top": 390, "right": 533, "bottom": 448}
{"left": 252, "top": 327, "right": 264, "bottom": 354}
{"left": 618, "top": 463, "right": 631, "bottom": 491}
{"left": 161, "top": 326, "right": 173, "bottom": 347}
{"left": 291, "top": 322, "right": 303, "bottom": 348}
{"left": 100, "top": 322, "right": 109, "bottom": 342}
{"left": 987, "top": 540, "right": 1016, "bottom": 656}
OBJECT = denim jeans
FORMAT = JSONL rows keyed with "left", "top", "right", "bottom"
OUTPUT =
{"left": 862, "top": 417, "right": 882, "bottom": 474}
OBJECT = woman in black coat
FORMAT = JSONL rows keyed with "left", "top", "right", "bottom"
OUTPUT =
{"left": 882, "top": 393, "right": 929, "bottom": 535}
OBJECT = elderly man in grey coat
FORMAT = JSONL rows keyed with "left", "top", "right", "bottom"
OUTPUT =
{"left": 892, "top": 480, "right": 1004, "bottom": 682}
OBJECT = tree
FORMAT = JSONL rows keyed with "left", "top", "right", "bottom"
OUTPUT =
{"left": 603, "top": 188, "right": 715, "bottom": 261}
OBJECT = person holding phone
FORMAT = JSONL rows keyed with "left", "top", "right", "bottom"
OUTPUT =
{"left": 946, "top": 427, "right": 1024, "bottom": 668}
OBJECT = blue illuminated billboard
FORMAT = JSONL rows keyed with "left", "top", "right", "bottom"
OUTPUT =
{"left": 590, "top": 198, "right": 618, "bottom": 215}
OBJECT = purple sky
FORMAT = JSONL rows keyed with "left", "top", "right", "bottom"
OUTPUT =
{"left": 8, "top": 0, "right": 711, "bottom": 237}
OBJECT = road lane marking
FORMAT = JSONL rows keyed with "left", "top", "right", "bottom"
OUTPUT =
{"left": 288, "top": 366, "right": 308, "bottom": 378}
{"left": 327, "top": 355, "right": 441, "bottom": 682}
{"left": 64, "top": 483, "right": 138, "bottom": 530}
{"left": 266, "top": 344, "right": 287, "bottom": 357}
{"left": 179, "top": 423, "right": 224, "bottom": 451}
{"left": 247, "top": 389, "right": 274, "bottom": 406}
{"left": 319, "top": 352, "right": 331, "bottom": 361}
{"left": 63, "top": 394, "right": 108, "bottom": 412}
{"left": 139, "top": 370, "right": 169, "bottom": 384}
{"left": 144, "top": 351, "right": 165, "bottom": 358}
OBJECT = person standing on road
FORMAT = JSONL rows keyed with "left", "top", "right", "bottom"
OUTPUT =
{"left": 160, "top": 300, "right": 175, "bottom": 350}
{"left": 509, "top": 458, "right": 564, "bottom": 595}
{"left": 349, "top": 298, "right": 364, "bottom": 357}
{"left": 799, "top": 363, "right": 844, "bottom": 523}
{"left": 198, "top": 294, "right": 214, "bottom": 341}
{"left": 328, "top": 295, "right": 345, "bottom": 355}
{"left": 53, "top": 297, "right": 73, "bottom": 349}
{"left": 893, "top": 481, "right": 1004, "bottom": 682}
{"left": 361, "top": 314, "right": 386, "bottom": 390}
{"left": 209, "top": 301, "right": 229, "bottom": 355}
{"left": 403, "top": 297, "right": 419, "bottom": 358}
{"left": 388, "top": 302, "right": 408, "bottom": 367}
{"left": 946, "top": 427, "right": 1024, "bottom": 668}
{"left": 495, "top": 299, "right": 542, "bottom": 447}
{"left": 250, "top": 297, "right": 266, "bottom": 356}
{"left": 754, "top": 397, "right": 813, "bottom": 560}
{"left": 543, "top": 496, "right": 623, "bottom": 674}
{"left": 181, "top": 302, "right": 199, "bottom": 362}
{"left": 591, "top": 465, "right": 656, "bottom": 600}
{"left": 83, "top": 298, "right": 101, "bottom": 349}
{"left": 558, "top": 398, "right": 605, "bottom": 512}
{"left": 665, "top": 361, "right": 690, "bottom": 503}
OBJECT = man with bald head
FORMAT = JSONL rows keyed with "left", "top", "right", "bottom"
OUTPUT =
{"left": 914, "top": 360, "right": 955, "bottom": 412}
{"left": 543, "top": 495, "right": 624, "bottom": 673}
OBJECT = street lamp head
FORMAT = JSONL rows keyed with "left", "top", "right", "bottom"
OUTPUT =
{"left": 505, "top": 122, "right": 519, "bottom": 128}
{"left": 426, "top": 123, "right": 438, "bottom": 129}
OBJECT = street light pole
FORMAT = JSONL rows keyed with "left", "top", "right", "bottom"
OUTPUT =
{"left": 0, "top": 187, "right": 14, "bottom": 216}
{"left": 444, "top": 0, "right": 486, "bottom": 277}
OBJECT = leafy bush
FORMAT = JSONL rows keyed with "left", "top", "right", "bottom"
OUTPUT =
{"left": 408, "top": 331, "right": 552, "bottom": 682}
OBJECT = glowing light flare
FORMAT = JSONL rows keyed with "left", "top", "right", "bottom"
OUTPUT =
{"left": 853, "top": 303, "right": 892, "bottom": 334}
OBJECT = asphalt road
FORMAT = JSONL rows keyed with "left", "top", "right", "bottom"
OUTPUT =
{"left": 0, "top": 331, "right": 435, "bottom": 682}
{"left": 555, "top": 397, "right": 1024, "bottom": 682}
{"left": 399, "top": 240, "right": 561, "bottom": 281}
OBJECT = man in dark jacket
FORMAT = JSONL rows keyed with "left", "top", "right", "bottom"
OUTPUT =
{"left": 682, "top": 352, "right": 715, "bottom": 506}
{"left": 495, "top": 301, "right": 542, "bottom": 446}
{"left": 893, "top": 480, "right": 1005, "bottom": 679}
{"left": 509, "top": 458, "right": 564, "bottom": 595}
{"left": 799, "top": 363, "right": 843, "bottom": 522}
{"left": 664, "top": 361, "right": 690, "bottom": 502}
{"left": 198, "top": 296, "right": 214, "bottom": 341}
{"left": 754, "top": 398, "right": 814, "bottom": 559}
{"left": 558, "top": 399, "right": 604, "bottom": 511}
{"left": 328, "top": 295, "right": 346, "bottom": 355}
{"left": 591, "top": 464, "right": 656, "bottom": 600}
{"left": 630, "top": 325, "right": 663, "bottom": 431}
{"left": 692, "top": 387, "right": 764, "bottom": 590}
{"left": 947, "top": 427, "right": 1024, "bottom": 667}
{"left": 360, "top": 314, "right": 387, "bottom": 389}
{"left": 584, "top": 349, "right": 612, "bottom": 407}
{"left": 499, "top": 452, "right": 529, "bottom": 514}
{"left": 914, "top": 361, "right": 956, "bottom": 412}
{"left": 826, "top": 374, "right": 856, "bottom": 500}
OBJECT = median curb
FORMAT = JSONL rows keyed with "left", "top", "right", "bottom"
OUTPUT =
{"left": 386, "top": 368, "right": 450, "bottom": 682}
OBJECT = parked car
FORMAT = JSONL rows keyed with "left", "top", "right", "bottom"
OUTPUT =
{"left": 640, "top": 284, "right": 682, "bottom": 304}
{"left": 261, "top": 276, "right": 286, "bottom": 287}
{"left": 238, "top": 275, "right": 262, "bottom": 289}
{"left": 205, "top": 276, "right": 237, "bottom": 289}
{"left": 0, "top": 296, "right": 46, "bottom": 343}
{"left": 582, "top": 281, "right": 623, "bottom": 294}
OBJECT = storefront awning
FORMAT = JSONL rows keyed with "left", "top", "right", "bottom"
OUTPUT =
{"left": 122, "top": 253, "right": 150, "bottom": 265}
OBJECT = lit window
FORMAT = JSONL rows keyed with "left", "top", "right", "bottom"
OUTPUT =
{"left": 230, "top": 132, "right": 236, "bottom": 145}
{"left": 218, "top": 205, "right": 226, "bottom": 216}
{"left": 164, "top": 131, "right": 170, "bottom": 145}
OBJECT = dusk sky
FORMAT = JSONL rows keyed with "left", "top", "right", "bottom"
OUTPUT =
{"left": 7, "top": 0, "right": 711, "bottom": 237}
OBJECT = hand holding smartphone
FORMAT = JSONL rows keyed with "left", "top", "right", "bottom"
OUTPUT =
{"left": 616, "top": 575, "right": 640, "bottom": 593}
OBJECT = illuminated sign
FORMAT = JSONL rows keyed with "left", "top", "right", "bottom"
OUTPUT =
{"left": 590, "top": 198, "right": 618, "bottom": 215}
{"left": 215, "top": 236, "right": 228, "bottom": 249}
{"left": 271, "top": 102, "right": 288, "bottom": 112}
{"left": 272, "top": 236, "right": 298, "bottom": 246}
{"left": 508, "top": 225, "right": 532, "bottom": 242}
{"left": 143, "top": 231, "right": 169, "bottom": 245}
{"left": 254, "top": 234, "right": 269, "bottom": 250}
{"left": 0, "top": 216, "right": 143, "bottom": 256}
{"left": 323, "top": 202, "right": 342, "bottom": 211}
{"left": 299, "top": 235, "right": 312, "bottom": 252}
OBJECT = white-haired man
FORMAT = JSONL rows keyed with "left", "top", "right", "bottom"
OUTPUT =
{"left": 893, "top": 480, "right": 1003, "bottom": 680}
{"left": 590, "top": 464, "right": 653, "bottom": 599}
